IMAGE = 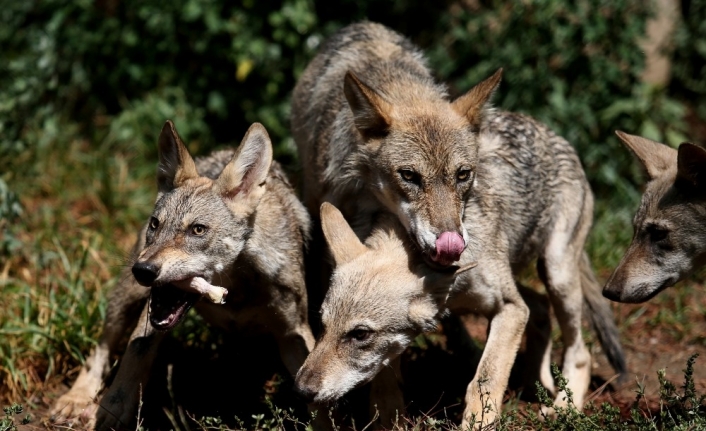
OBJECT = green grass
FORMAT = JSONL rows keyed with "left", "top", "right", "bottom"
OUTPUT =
{"left": 0, "top": 119, "right": 154, "bottom": 403}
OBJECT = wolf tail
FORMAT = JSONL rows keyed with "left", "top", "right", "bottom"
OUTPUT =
{"left": 580, "top": 251, "right": 627, "bottom": 382}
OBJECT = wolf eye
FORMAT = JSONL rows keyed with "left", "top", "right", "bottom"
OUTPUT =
{"left": 149, "top": 217, "right": 159, "bottom": 230}
{"left": 346, "top": 327, "right": 373, "bottom": 343}
{"left": 647, "top": 225, "right": 668, "bottom": 242}
{"left": 457, "top": 169, "right": 472, "bottom": 182}
{"left": 399, "top": 169, "right": 420, "bottom": 185}
{"left": 190, "top": 224, "right": 208, "bottom": 236}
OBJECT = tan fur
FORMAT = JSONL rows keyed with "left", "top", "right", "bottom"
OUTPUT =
{"left": 50, "top": 122, "right": 315, "bottom": 430}
{"left": 604, "top": 132, "right": 706, "bottom": 303}
{"left": 293, "top": 22, "right": 625, "bottom": 429}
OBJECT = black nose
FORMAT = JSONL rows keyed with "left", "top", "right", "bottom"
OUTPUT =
{"left": 293, "top": 383, "right": 317, "bottom": 404}
{"left": 132, "top": 262, "right": 160, "bottom": 286}
{"left": 602, "top": 286, "right": 621, "bottom": 302}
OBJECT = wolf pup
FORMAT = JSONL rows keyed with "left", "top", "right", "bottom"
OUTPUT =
{"left": 603, "top": 131, "right": 706, "bottom": 303}
{"left": 292, "top": 22, "right": 626, "bottom": 428}
{"left": 50, "top": 121, "right": 315, "bottom": 430}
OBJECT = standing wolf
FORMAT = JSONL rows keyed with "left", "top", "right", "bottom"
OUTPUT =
{"left": 50, "top": 121, "right": 315, "bottom": 430}
{"left": 603, "top": 132, "right": 706, "bottom": 303}
{"left": 292, "top": 22, "right": 626, "bottom": 427}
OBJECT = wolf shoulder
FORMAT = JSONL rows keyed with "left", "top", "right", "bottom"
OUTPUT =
{"left": 479, "top": 111, "right": 588, "bottom": 183}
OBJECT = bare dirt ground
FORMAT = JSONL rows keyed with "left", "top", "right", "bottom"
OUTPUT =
{"left": 9, "top": 277, "right": 706, "bottom": 430}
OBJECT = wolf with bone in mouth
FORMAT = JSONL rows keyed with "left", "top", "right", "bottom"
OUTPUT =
{"left": 50, "top": 121, "right": 315, "bottom": 431}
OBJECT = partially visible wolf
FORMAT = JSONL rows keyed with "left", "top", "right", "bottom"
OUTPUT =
{"left": 292, "top": 22, "right": 626, "bottom": 428}
{"left": 50, "top": 121, "right": 315, "bottom": 430}
{"left": 603, "top": 131, "right": 706, "bottom": 303}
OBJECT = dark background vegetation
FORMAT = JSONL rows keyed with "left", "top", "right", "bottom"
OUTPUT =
{"left": 2, "top": 0, "right": 706, "bottom": 429}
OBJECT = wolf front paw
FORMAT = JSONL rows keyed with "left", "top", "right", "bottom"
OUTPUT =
{"left": 94, "top": 387, "right": 140, "bottom": 431}
{"left": 49, "top": 389, "right": 98, "bottom": 429}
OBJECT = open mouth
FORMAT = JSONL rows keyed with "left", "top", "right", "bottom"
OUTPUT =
{"left": 148, "top": 284, "right": 200, "bottom": 330}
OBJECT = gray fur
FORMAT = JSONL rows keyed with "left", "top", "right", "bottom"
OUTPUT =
{"left": 292, "top": 22, "right": 625, "bottom": 428}
{"left": 604, "top": 132, "right": 706, "bottom": 303}
{"left": 50, "top": 122, "right": 315, "bottom": 431}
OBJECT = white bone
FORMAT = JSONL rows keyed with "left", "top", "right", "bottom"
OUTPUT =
{"left": 173, "top": 277, "right": 228, "bottom": 304}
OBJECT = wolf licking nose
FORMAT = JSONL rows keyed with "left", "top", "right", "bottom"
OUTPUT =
{"left": 292, "top": 21, "right": 626, "bottom": 429}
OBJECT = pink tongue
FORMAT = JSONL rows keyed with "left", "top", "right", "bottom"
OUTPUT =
{"left": 431, "top": 232, "right": 465, "bottom": 265}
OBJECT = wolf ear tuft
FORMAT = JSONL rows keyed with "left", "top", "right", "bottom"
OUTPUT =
{"left": 157, "top": 120, "right": 199, "bottom": 195}
{"left": 615, "top": 130, "right": 677, "bottom": 180}
{"left": 320, "top": 202, "right": 368, "bottom": 266}
{"left": 216, "top": 123, "right": 273, "bottom": 202}
{"left": 344, "top": 71, "right": 392, "bottom": 140}
{"left": 452, "top": 68, "right": 502, "bottom": 130}
{"left": 677, "top": 143, "right": 706, "bottom": 188}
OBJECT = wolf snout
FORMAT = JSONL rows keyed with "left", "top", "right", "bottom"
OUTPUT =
{"left": 603, "top": 269, "right": 627, "bottom": 302}
{"left": 431, "top": 231, "right": 465, "bottom": 266}
{"left": 293, "top": 381, "right": 317, "bottom": 403}
{"left": 132, "top": 262, "right": 160, "bottom": 286}
{"left": 602, "top": 284, "right": 622, "bottom": 302}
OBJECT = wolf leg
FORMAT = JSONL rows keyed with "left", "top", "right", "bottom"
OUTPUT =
{"left": 517, "top": 284, "right": 555, "bottom": 396}
{"left": 50, "top": 268, "right": 149, "bottom": 427}
{"left": 95, "top": 304, "right": 165, "bottom": 431}
{"left": 460, "top": 267, "right": 529, "bottom": 429}
{"left": 539, "top": 247, "right": 591, "bottom": 410}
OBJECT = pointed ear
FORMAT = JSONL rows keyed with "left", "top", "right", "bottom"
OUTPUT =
{"left": 215, "top": 123, "right": 273, "bottom": 203}
{"left": 320, "top": 202, "right": 368, "bottom": 266}
{"left": 452, "top": 68, "right": 502, "bottom": 130}
{"left": 616, "top": 130, "right": 677, "bottom": 180}
{"left": 157, "top": 120, "right": 198, "bottom": 194}
{"left": 677, "top": 143, "right": 706, "bottom": 188}
{"left": 343, "top": 71, "right": 392, "bottom": 140}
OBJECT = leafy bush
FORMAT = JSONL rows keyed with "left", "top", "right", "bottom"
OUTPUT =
{"left": 424, "top": 0, "right": 688, "bottom": 200}
{"left": 0, "top": 0, "right": 318, "bottom": 164}
{"left": 671, "top": 0, "right": 706, "bottom": 133}
{"left": 0, "top": 178, "right": 22, "bottom": 258}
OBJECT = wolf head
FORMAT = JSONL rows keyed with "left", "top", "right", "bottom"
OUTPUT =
{"left": 132, "top": 120, "right": 273, "bottom": 329}
{"left": 603, "top": 131, "right": 706, "bottom": 303}
{"left": 343, "top": 69, "right": 502, "bottom": 267}
{"left": 294, "top": 203, "right": 473, "bottom": 403}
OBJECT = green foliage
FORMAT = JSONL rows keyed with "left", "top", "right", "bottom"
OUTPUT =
{"left": 2, "top": 0, "right": 706, "bottom": 427}
{"left": 3, "top": 0, "right": 691, "bottom": 273}
{"left": 180, "top": 357, "right": 706, "bottom": 431}
{"left": 425, "top": 0, "right": 687, "bottom": 199}
{"left": 0, "top": 0, "right": 318, "bottom": 164}
{"left": 0, "top": 178, "right": 22, "bottom": 258}
{"left": 0, "top": 404, "right": 30, "bottom": 431}
{"left": 655, "top": 354, "right": 706, "bottom": 428}
{"left": 671, "top": 0, "right": 706, "bottom": 124}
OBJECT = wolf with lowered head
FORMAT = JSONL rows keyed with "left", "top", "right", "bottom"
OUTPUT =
{"left": 603, "top": 132, "right": 706, "bottom": 303}
{"left": 292, "top": 21, "right": 627, "bottom": 428}
{"left": 50, "top": 121, "right": 315, "bottom": 430}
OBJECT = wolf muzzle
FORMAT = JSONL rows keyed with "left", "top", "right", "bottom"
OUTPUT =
{"left": 132, "top": 262, "right": 159, "bottom": 286}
